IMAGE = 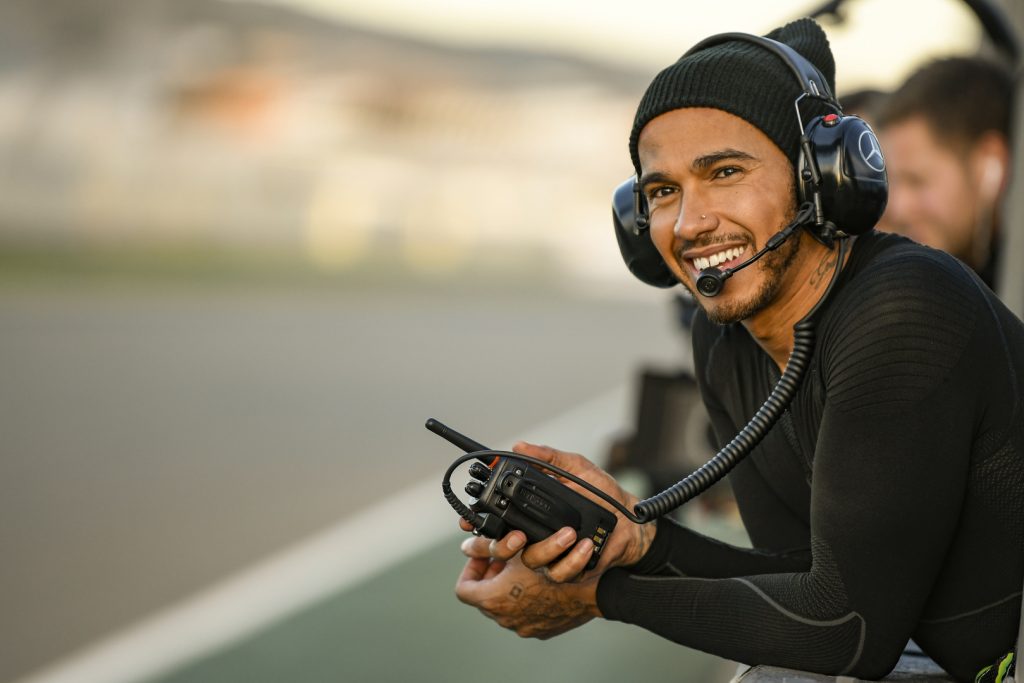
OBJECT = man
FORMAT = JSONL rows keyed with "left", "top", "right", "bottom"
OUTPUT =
{"left": 454, "top": 19, "right": 1024, "bottom": 682}
{"left": 877, "top": 57, "right": 1013, "bottom": 288}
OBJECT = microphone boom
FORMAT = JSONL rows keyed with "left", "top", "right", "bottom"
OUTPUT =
{"left": 694, "top": 203, "right": 814, "bottom": 298}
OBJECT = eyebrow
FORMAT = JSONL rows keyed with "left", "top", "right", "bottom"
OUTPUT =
{"left": 637, "top": 170, "right": 673, "bottom": 191}
{"left": 639, "top": 148, "right": 757, "bottom": 190}
{"left": 692, "top": 148, "right": 756, "bottom": 170}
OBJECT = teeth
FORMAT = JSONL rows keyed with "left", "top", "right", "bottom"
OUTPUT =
{"left": 692, "top": 247, "right": 744, "bottom": 271}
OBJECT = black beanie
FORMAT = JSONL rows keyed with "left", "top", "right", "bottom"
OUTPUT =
{"left": 629, "top": 18, "right": 836, "bottom": 176}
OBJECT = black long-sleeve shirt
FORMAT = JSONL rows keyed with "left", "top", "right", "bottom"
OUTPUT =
{"left": 596, "top": 231, "right": 1024, "bottom": 682}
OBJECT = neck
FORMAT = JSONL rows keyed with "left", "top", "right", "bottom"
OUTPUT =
{"left": 742, "top": 232, "right": 848, "bottom": 370}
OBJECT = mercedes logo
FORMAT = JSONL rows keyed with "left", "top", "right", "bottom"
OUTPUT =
{"left": 858, "top": 130, "right": 886, "bottom": 172}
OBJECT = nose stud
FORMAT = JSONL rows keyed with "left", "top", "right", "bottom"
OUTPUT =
{"left": 701, "top": 214, "right": 707, "bottom": 220}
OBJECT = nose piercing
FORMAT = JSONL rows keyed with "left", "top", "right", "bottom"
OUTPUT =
{"left": 701, "top": 214, "right": 707, "bottom": 220}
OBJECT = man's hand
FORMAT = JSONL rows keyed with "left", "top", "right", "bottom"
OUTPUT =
{"left": 454, "top": 547, "right": 600, "bottom": 639}
{"left": 457, "top": 441, "right": 656, "bottom": 578}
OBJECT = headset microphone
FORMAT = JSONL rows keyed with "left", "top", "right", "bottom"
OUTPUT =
{"left": 695, "top": 203, "right": 814, "bottom": 297}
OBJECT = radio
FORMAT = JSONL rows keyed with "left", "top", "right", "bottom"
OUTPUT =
{"left": 427, "top": 418, "right": 616, "bottom": 570}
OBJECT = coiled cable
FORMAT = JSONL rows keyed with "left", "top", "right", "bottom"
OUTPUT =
{"left": 633, "top": 235, "right": 849, "bottom": 521}
{"left": 632, "top": 319, "right": 815, "bottom": 520}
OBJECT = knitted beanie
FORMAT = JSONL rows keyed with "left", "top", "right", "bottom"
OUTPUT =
{"left": 629, "top": 18, "right": 836, "bottom": 175}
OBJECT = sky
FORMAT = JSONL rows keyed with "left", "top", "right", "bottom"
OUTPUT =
{"left": 230, "top": 0, "right": 983, "bottom": 92}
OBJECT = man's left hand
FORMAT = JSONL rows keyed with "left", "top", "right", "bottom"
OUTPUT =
{"left": 454, "top": 548, "right": 600, "bottom": 639}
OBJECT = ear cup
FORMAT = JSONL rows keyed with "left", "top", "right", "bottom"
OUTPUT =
{"left": 612, "top": 178, "right": 678, "bottom": 288}
{"left": 798, "top": 114, "right": 888, "bottom": 236}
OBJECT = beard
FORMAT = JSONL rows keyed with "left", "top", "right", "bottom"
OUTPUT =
{"left": 681, "top": 221, "right": 803, "bottom": 326}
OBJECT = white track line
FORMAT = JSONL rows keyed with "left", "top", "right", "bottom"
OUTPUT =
{"left": 13, "top": 384, "right": 630, "bottom": 683}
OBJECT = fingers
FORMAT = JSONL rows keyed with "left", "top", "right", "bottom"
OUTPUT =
{"left": 483, "top": 559, "right": 506, "bottom": 580}
{"left": 458, "top": 527, "right": 594, "bottom": 583}
{"left": 517, "top": 526, "right": 594, "bottom": 582}
{"left": 460, "top": 531, "right": 526, "bottom": 561}
{"left": 454, "top": 556, "right": 490, "bottom": 603}
{"left": 454, "top": 557, "right": 489, "bottom": 606}
{"left": 542, "top": 538, "right": 594, "bottom": 583}
{"left": 458, "top": 518, "right": 474, "bottom": 533}
{"left": 455, "top": 556, "right": 509, "bottom": 605}
{"left": 520, "top": 527, "right": 578, "bottom": 569}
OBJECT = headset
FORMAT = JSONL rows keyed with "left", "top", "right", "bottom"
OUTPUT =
{"left": 613, "top": 32, "right": 889, "bottom": 293}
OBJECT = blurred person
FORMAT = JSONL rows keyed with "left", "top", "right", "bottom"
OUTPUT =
{"left": 451, "top": 18, "right": 1024, "bottom": 682}
{"left": 877, "top": 56, "right": 1013, "bottom": 288}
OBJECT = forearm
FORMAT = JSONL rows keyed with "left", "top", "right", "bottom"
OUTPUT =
{"left": 593, "top": 523, "right": 877, "bottom": 676}
{"left": 595, "top": 565, "right": 880, "bottom": 677}
{"left": 627, "top": 517, "right": 811, "bottom": 578}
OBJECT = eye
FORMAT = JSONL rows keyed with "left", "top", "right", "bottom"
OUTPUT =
{"left": 712, "top": 166, "right": 743, "bottom": 180}
{"left": 646, "top": 185, "right": 677, "bottom": 202}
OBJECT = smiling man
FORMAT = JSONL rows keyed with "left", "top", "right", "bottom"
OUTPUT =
{"left": 453, "top": 18, "right": 1024, "bottom": 682}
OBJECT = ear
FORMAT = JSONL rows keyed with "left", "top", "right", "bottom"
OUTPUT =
{"left": 969, "top": 132, "right": 1010, "bottom": 203}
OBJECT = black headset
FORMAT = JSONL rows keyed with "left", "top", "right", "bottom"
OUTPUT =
{"left": 612, "top": 32, "right": 889, "bottom": 289}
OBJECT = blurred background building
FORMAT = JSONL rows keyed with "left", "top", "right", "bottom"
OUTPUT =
{"left": 0, "top": 0, "right": 651, "bottom": 284}
{"left": 0, "top": 0, "right": 994, "bottom": 285}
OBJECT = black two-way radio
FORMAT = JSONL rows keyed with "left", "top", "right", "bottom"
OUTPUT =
{"left": 428, "top": 418, "right": 616, "bottom": 570}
